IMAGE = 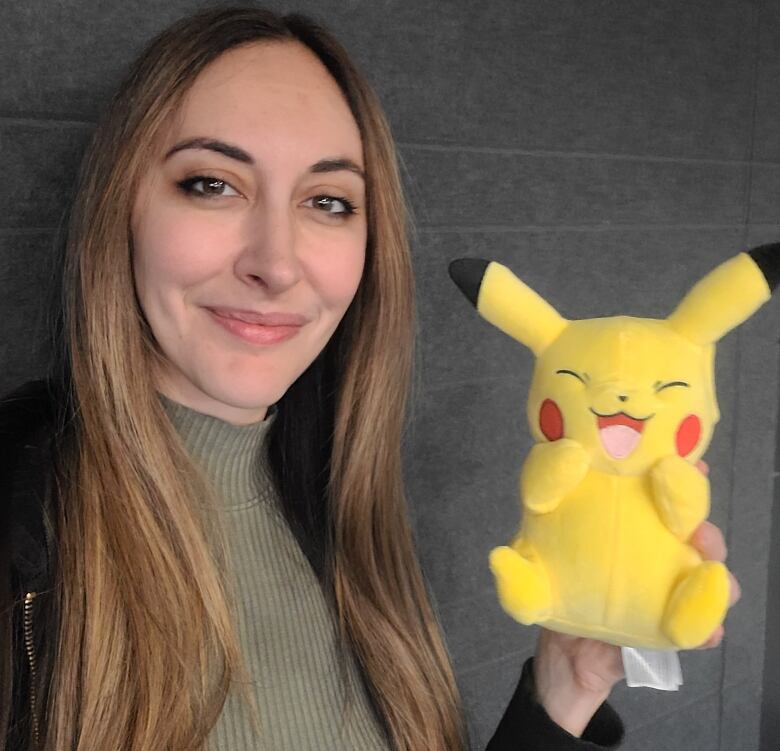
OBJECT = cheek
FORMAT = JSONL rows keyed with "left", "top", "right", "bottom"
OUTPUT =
{"left": 675, "top": 414, "right": 701, "bottom": 457}
{"left": 303, "top": 231, "right": 366, "bottom": 311}
{"left": 539, "top": 398, "right": 565, "bottom": 441}
{"left": 132, "top": 207, "right": 231, "bottom": 305}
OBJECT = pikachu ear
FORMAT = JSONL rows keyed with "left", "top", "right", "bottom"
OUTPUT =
{"left": 449, "top": 259, "right": 568, "bottom": 355}
{"left": 747, "top": 242, "right": 780, "bottom": 291}
{"left": 666, "top": 245, "right": 779, "bottom": 345}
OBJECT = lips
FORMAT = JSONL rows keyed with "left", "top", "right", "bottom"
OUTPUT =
{"left": 593, "top": 411, "right": 650, "bottom": 460}
{"left": 205, "top": 307, "right": 306, "bottom": 346}
{"left": 205, "top": 307, "right": 309, "bottom": 326}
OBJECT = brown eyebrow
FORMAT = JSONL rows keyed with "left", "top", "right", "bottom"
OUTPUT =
{"left": 165, "top": 138, "right": 253, "bottom": 163}
{"left": 164, "top": 138, "right": 365, "bottom": 179}
{"left": 310, "top": 158, "right": 365, "bottom": 180}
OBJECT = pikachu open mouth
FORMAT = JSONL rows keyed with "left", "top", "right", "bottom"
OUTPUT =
{"left": 591, "top": 410, "right": 653, "bottom": 460}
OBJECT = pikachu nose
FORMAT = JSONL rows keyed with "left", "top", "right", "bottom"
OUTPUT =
{"left": 592, "top": 385, "right": 638, "bottom": 413}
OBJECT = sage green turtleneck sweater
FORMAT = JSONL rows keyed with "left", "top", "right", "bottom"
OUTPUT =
{"left": 158, "top": 394, "right": 389, "bottom": 751}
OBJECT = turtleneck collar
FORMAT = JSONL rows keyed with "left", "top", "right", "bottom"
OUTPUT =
{"left": 157, "top": 392, "right": 277, "bottom": 510}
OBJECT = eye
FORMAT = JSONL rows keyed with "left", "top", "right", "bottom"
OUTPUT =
{"left": 555, "top": 369, "right": 588, "bottom": 385}
{"left": 655, "top": 381, "right": 690, "bottom": 393}
{"left": 303, "top": 194, "right": 357, "bottom": 216}
{"left": 177, "top": 175, "right": 241, "bottom": 198}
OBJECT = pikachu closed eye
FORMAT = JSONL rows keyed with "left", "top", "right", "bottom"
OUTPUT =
{"left": 449, "top": 247, "right": 779, "bottom": 650}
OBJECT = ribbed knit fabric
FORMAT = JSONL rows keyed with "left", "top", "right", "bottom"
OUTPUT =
{"left": 158, "top": 393, "right": 390, "bottom": 751}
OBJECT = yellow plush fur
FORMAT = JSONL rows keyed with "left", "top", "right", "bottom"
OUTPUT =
{"left": 468, "top": 253, "right": 770, "bottom": 649}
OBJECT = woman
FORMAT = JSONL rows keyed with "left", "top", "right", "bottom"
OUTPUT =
{"left": 0, "top": 5, "right": 738, "bottom": 750}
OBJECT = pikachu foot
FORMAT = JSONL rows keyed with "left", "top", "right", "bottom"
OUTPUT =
{"left": 489, "top": 546, "right": 551, "bottom": 625}
{"left": 662, "top": 561, "right": 729, "bottom": 649}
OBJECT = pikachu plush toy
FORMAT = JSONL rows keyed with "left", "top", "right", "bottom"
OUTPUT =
{"left": 449, "top": 246, "right": 778, "bottom": 652}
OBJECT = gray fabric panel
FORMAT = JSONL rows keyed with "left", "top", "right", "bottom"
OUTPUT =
{"left": 1, "top": 1, "right": 757, "bottom": 161}
{"left": 624, "top": 691, "right": 721, "bottom": 750}
{"left": 405, "top": 376, "right": 528, "bottom": 605}
{"left": 752, "top": 0, "right": 780, "bottom": 161}
{"left": 0, "top": 122, "right": 91, "bottom": 229}
{"left": 0, "top": 233, "right": 57, "bottom": 394}
{"left": 749, "top": 165, "right": 780, "bottom": 225}
{"left": 723, "top": 681, "right": 762, "bottom": 751}
{"left": 437, "top": 591, "right": 535, "bottom": 675}
{"left": 402, "top": 148, "right": 748, "bottom": 228}
{"left": 721, "top": 332, "right": 779, "bottom": 747}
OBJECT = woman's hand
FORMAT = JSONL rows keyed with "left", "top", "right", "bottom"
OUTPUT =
{"left": 533, "top": 628, "right": 623, "bottom": 738}
{"left": 532, "top": 459, "right": 742, "bottom": 737}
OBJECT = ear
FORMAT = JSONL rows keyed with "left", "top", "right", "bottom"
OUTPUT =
{"left": 747, "top": 242, "right": 780, "bottom": 291}
{"left": 449, "top": 259, "right": 568, "bottom": 355}
{"left": 666, "top": 246, "right": 779, "bottom": 345}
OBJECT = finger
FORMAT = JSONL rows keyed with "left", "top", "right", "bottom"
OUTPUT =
{"left": 695, "top": 459, "right": 709, "bottom": 476}
{"left": 728, "top": 572, "right": 742, "bottom": 607}
{"left": 689, "top": 521, "right": 727, "bottom": 562}
{"left": 694, "top": 573, "right": 741, "bottom": 650}
{"left": 696, "top": 625, "right": 724, "bottom": 650}
{"left": 575, "top": 641, "right": 626, "bottom": 690}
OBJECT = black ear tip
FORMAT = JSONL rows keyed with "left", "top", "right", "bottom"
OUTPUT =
{"left": 448, "top": 258, "right": 490, "bottom": 307}
{"left": 748, "top": 243, "right": 780, "bottom": 292}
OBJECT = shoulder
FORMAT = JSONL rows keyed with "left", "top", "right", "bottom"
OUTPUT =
{"left": 0, "top": 378, "right": 60, "bottom": 593}
{"left": 0, "top": 378, "right": 59, "bottom": 489}
{"left": 0, "top": 378, "right": 58, "bottom": 488}
{"left": 0, "top": 379, "right": 56, "bottom": 437}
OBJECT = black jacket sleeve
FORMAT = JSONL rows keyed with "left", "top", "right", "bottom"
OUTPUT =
{"left": 0, "top": 379, "right": 60, "bottom": 750}
{"left": 485, "top": 657, "right": 624, "bottom": 750}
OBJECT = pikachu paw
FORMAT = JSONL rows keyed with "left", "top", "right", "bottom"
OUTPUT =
{"left": 651, "top": 455, "right": 710, "bottom": 540}
{"left": 489, "top": 546, "right": 552, "bottom": 624}
{"left": 662, "top": 561, "right": 729, "bottom": 649}
{"left": 522, "top": 440, "right": 590, "bottom": 513}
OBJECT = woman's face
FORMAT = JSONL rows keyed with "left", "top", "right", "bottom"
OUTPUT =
{"left": 131, "top": 41, "right": 367, "bottom": 425}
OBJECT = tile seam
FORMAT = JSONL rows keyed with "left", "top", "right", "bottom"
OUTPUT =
{"left": 415, "top": 224, "right": 780, "bottom": 234}
{"left": 0, "top": 116, "right": 94, "bottom": 129}
{"left": 398, "top": 141, "right": 780, "bottom": 168}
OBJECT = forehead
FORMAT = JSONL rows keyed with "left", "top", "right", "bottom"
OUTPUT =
{"left": 168, "top": 41, "right": 363, "bottom": 162}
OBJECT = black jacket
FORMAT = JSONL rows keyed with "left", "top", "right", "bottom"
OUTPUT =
{"left": 0, "top": 379, "right": 623, "bottom": 750}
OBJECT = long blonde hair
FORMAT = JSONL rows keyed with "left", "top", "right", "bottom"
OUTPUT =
{"left": 23, "top": 6, "right": 468, "bottom": 751}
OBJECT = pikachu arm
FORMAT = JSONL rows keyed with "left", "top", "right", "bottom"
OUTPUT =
{"left": 520, "top": 439, "right": 591, "bottom": 514}
{"left": 650, "top": 455, "right": 709, "bottom": 541}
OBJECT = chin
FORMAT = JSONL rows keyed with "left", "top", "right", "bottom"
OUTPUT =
{"left": 209, "top": 380, "right": 287, "bottom": 410}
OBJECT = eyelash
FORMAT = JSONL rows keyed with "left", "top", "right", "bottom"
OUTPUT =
{"left": 306, "top": 195, "right": 358, "bottom": 216}
{"left": 556, "top": 369, "right": 588, "bottom": 384}
{"left": 655, "top": 381, "right": 689, "bottom": 393}
{"left": 175, "top": 175, "right": 358, "bottom": 216}
{"left": 176, "top": 175, "right": 240, "bottom": 198}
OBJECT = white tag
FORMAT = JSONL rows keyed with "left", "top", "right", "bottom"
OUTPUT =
{"left": 621, "top": 647, "right": 683, "bottom": 690}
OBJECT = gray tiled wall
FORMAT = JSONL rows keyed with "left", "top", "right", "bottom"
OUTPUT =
{"left": 2, "top": 2, "right": 778, "bottom": 750}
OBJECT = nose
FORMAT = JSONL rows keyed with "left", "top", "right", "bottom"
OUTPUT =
{"left": 236, "top": 204, "right": 303, "bottom": 292}
{"left": 592, "top": 383, "right": 636, "bottom": 410}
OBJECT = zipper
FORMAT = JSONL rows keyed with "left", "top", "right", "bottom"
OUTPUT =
{"left": 23, "top": 591, "right": 40, "bottom": 750}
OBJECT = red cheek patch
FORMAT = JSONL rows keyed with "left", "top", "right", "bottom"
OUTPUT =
{"left": 676, "top": 414, "right": 701, "bottom": 457}
{"left": 540, "top": 399, "right": 564, "bottom": 441}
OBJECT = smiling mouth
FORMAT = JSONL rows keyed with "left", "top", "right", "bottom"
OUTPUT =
{"left": 589, "top": 408, "right": 654, "bottom": 460}
{"left": 207, "top": 308, "right": 304, "bottom": 346}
